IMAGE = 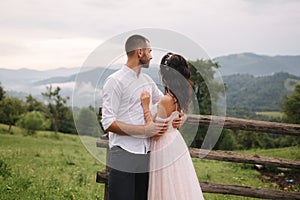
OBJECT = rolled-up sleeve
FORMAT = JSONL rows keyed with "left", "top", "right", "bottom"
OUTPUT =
{"left": 152, "top": 81, "right": 164, "bottom": 104}
{"left": 101, "top": 77, "right": 121, "bottom": 130}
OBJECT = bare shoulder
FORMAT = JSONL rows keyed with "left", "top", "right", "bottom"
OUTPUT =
{"left": 157, "top": 95, "right": 176, "bottom": 118}
{"left": 159, "top": 95, "right": 173, "bottom": 105}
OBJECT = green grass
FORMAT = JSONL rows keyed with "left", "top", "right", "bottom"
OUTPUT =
{"left": 0, "top": 124, "right": 299, "bottom": 199}
{"left": 196, "top": 160, "right": 264, "bottom": 200}
{"left": 0, "top": 124, "right": 105, "bottom": 200}
{"left": 255, "top": 111, "right": 284, "bottom": 119}
{"left": 237, "top": 146, "right": 300, "bottom": 160}
{"left": 199, "top": 146, "right": 300, "bottom": 199}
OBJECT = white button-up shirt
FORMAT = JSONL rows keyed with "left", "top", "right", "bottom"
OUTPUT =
{"left": 102, "top": 65, "right": 163, "bottom": 154}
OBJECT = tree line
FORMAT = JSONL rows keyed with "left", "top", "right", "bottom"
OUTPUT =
{"left": 0, "top": 83, "right": 100, "bottom": 137}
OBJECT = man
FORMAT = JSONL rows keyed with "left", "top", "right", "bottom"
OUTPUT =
{"left": 102, "top": 34, "right": 182, "bottom": 200}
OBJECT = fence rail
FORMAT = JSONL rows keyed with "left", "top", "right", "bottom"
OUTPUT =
{"left": 96, "top": 114, "right": 300, "bottom": 199}
{"left": 96, "top": 137, "right": 300, "bottom": 169}
{"left": 96, "top": 170, "right": 300, "bottom": 199}
{"left": 187, "top": 114, "right": 300, "bottom": 136}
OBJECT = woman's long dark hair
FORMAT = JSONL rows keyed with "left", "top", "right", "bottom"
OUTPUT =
{"left": 160, "top": 53, "right": 193, "bottom": 111}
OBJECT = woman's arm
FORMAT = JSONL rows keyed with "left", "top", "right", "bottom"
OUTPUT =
{"left": 141, "top": 92, "right": 167, "bottom": 141}
{"left": 140, "top": 91, "right": 152, "bottom": 124}
{"left": 140, "top": 92, "right": 186, "bottom": 140}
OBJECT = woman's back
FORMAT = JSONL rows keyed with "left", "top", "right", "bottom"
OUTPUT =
{"left": 148, "top": 108, "right": 204, "bottom": 200}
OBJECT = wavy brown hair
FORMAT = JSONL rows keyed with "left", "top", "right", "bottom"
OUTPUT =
{"left": 160, "top": 53, "right": 193, "bottom": 111}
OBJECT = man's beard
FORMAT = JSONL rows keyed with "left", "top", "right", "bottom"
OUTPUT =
{"left": 141, "top": 63, "right": 149, "bottom": 68}
{"left": 139, "top": 56, "right": 149, "bottom": 68}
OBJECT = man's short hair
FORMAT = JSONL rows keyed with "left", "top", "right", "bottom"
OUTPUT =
{"left": 125, "top": 35, "right": 149, "bottom": 56}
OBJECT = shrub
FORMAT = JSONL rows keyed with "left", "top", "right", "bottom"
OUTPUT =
{"left": 16, "top": 111, "right": 50, "bottom": 135}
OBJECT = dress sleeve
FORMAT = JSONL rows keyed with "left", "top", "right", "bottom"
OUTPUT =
{"left": 155, "top": 116, "right": 170, "bottom": 123}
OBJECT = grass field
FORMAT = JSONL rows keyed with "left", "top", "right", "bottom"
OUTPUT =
{"left": 0, "top": 124, "right": 105, "bottom": 200}
{"left": 0, "top": 124, "right": 299, "bottom": 200}
{"left": 255, "top": 111, "right": 285, "bottom": 119}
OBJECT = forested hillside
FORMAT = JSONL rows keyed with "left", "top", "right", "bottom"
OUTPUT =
{"left": 215, "top": 53, "right": 300, "bottom": 76}
{"left": 223, "top": 72, "right": 300, "bottom": 111}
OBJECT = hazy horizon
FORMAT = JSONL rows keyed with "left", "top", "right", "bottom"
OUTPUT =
{"left": 1, "top": 51, "right": 300, "bottom": 71}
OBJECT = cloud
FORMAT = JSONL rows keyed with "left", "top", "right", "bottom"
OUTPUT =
{"left": 0, "top": 0, "right": 299, "bottom": 69}
{"left": 0, "top": 36, "right": 102, "bottom": 69}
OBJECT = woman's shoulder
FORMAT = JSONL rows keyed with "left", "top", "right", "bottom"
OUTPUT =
{"left": 159, "top": 94, "right": 174, "bottom": 103}
{"left": 159, "top": 95, "right": 176, "bottom": 108}
{"left": 157, "top": 95, "right": 176, "bottom": 118}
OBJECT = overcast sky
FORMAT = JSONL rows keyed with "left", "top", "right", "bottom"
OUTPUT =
{"left": 1, "top": 0, "right": 300, "bottom": 70}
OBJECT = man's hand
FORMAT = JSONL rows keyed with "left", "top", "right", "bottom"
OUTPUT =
{"left": 172, "top": 112, "right": 187, "bottom": 129}
{"left": 150, "top": 120, "right": 168, "bottom": 141}
{"left": 144, "top": 120, "right": 168, "bottom": 138}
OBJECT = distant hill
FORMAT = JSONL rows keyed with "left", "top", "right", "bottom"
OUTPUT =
{"left": 33, "top": 66, "right": 161, "bottom": 86}
{"left": 2, "top": 52, "right": 299, "bottom": 94}
{"left": 0, "top": 67, "right": 92, "bottom": 93}
{"left": 214, "top": 53, "right": 300, "bottom": 76}
{"left": 0, "top": 67, "right": 95, "bottom": 101}
{"left": 223, "top": 72, "right": 300, "bottom": 111}
{"left": 27, "top": 68, "right": 300, "bottom": 111}
{"left": 1, "top": 52, "right": 300, "bottom": 109}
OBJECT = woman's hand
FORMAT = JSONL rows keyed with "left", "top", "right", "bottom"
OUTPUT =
{"left": 140, "top": 91, "right": 150, "bottom": 111}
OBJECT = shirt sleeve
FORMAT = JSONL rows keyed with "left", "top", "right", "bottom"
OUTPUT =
{"left": 101, "top": 77, "right": 122, "bottom": 130}
{"left": 152, "top": 81, "right": 164, "bottom": 104}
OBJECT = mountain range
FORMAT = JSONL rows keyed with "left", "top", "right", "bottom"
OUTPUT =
{"left": 0, "top": 52, "right": 299, "bottom": 108}
{"left": 214, "top": 52, "right": 300, "bottom": 76}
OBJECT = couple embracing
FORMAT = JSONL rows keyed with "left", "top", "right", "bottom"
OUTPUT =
{"left": 102, "top": 34, "right": 204, "bottom": 200}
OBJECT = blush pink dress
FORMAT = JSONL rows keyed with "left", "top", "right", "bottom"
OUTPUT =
{"left": 148, "top": 111, "right": 205, "bottom": 200}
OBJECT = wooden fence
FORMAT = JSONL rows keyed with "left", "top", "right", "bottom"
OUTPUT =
{"left": 96, "top": 114, "right": 300, "bottom": 199}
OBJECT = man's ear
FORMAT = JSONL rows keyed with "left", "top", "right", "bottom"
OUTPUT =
{"left": 137, "top": 48, "right": 143, "bottom": 58}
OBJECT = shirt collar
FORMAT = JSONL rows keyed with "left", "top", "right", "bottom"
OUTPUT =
{"left": 122, "top": 65, "right": 139, "bottom": 78}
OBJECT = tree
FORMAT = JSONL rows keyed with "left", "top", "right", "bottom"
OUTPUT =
{"left": 25, "top": 94, "right": 75, "bottom": 134}
{"left": 75, "top": 107, "right": 101, "bottom": 137}
{"left": 58, "top": 106, "right": 76, "bottom": 134}
{"left": 0, "top": 82, "right": 5, "bottom": 101}
{"left": 25, "top": 94, "right": 44, "bottom": 112}
{"left": 16, "top": 111, "right": 50, "bottom": 135}
{"left": 215, "top": 130, "right": 238, "bottom": 150}
{"left": 283, "top": 84, "right": 300, "bottom": 124}
{"left": 42, "top": 85, "right": 69, "bottom": 134}
{"left": 0, "top": 97, "right": 25, "bottom": 132}
{"left": 188, "top": 59, "right": 225, "bottom": 148}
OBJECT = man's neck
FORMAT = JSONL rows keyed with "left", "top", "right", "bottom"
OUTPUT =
{"left": 126, "top": 61, "right": 141, "bottom": 77}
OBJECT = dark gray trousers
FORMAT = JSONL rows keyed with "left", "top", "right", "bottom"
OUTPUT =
{"left": 108, "top": 146, "right": 149, "bottom": 200}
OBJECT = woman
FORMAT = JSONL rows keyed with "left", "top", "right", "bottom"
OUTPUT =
{"left": 141, "top": 53, "right": 205, "bottom": 200}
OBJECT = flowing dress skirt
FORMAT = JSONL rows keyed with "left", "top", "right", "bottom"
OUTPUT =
{"left": 148, "top": 112, "right": 205, "bottom": 200}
